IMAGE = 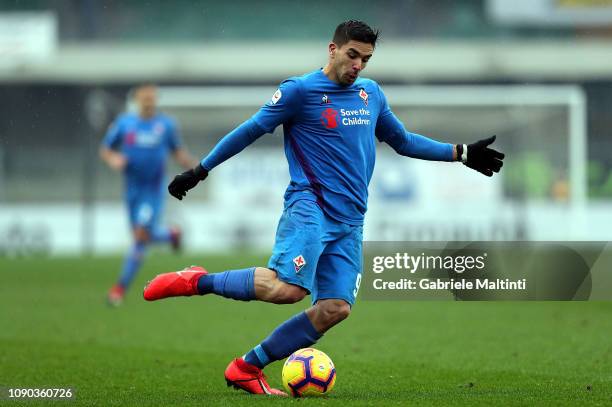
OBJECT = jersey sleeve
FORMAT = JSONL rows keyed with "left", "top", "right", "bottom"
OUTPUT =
{"left": 251, "top": 78, "right": 302, "bottom": 133}
{"left": 200, "top": 118, "right": 266, "bottom": 171}
{"left": 101, "top": 117, "right": 123, "bottom": 150}
{"left": 200, "top": 80, "right": 301, "bottom": 171}
{"left": 375, "top": 85, "right": 454, "bottom": 162}
{"left": 166, "top": 118, "right": 182, "bottom": 151}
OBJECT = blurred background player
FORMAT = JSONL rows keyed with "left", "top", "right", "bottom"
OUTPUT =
{"left": 145, "top": 20, "right": 503, "bottom": 395}
{"left": 100, "top": 83, "right": 197, "bottom": 306}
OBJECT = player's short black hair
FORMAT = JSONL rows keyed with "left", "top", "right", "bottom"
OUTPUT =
{"left": 333, "top": 20, "right": 379, "bottom": 48}
{"left": 130, "top": 83, "right": 157, "bottom": 101}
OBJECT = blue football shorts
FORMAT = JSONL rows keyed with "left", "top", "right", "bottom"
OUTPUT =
{"left": 126, "top": 188, "right": 164, "bottom": 231}
{"left": 268, "top": 199, "right": 363, "bottom": 306}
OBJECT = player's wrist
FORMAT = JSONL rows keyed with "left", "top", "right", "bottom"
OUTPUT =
{"left": 193, "top": 163, "right": 209, "bottom": 180}
{"left": 455, "top": 144, "right": 468, "bottom": 163}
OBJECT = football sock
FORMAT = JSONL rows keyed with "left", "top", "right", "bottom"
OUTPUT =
{"left": 243, "top": 311, "right": 322, "bottom": 369}
{"left": 196, "top": 267, "right": 256, "bottom": 301}
{"left": 118, "top": 241, "right": 147, "bottom": 289}
{"left": 150, "top": 227, "right": 171, "bottom": 243}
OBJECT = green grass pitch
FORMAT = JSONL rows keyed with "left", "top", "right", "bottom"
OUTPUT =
{"left": 1, "top": 253, "right": 611, "bottom": 406}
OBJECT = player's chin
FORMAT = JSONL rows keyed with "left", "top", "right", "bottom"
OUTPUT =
{"left": 341, "top": 75, "right": 357, "bottom": 86}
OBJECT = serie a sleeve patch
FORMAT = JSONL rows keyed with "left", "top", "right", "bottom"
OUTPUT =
{"left": 271, "top": 89, "right": 282, "bottom": 104}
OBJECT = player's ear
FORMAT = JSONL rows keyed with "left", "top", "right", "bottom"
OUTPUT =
{"left": 328, "top": 42, "right": 337, "bottom": 59}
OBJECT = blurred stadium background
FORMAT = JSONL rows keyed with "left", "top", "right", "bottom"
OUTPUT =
{"left": 2, "top": 0, "right": 612, "bottom": 257}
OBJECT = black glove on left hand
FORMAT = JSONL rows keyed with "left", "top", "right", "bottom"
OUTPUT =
{"left": 458, "top": 135, "right": 505, "bottom": 177}
{"left": 168, "top": 164, "right": 209, "bottom": 200}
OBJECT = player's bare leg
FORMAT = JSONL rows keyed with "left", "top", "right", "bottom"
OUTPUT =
{"left": 305, "top": 298, "right": 351, "bottom": 333}
{"left": 252, "top": 268, "right": 308, "bottom": 303}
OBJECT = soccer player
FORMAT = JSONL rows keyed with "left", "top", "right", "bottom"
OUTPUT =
{"left": 144, "top": 21, "right": 504, "bottom": 395}
{"left": 101, "top": 83, "right": 197, "bottom": 306}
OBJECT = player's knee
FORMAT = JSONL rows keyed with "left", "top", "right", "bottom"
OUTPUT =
{"left": 134, "top": 227, "right": 150, "bottom": 243}
{"left": 274, "top": 283, "right": 307, "bottom": 304}
{"left": 316, "top": 299, "right": 351, "bottom": 326}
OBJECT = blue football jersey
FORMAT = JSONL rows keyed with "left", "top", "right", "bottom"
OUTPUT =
{"left": 200, "top": 69, "right": 453, "bottom": 225}
{"left": 102, "top": 113, "right": 181, "bottom": 188}
{"left": 253, "top": 69, "right": 450, "bottom": 225}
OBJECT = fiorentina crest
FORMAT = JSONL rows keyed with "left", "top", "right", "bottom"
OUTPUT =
{"left": 359, "top": 88, "right": 368, "bottom": 106}
{"left": 293, "top": 255, "right": 306, "bottom": 273}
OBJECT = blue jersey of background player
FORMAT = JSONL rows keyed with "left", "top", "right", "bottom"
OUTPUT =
{"left": 100, "top": 83, "right": 196, "bottom": 306}
{"left": 144, "top": 21, "right": 504, "bottom": 395}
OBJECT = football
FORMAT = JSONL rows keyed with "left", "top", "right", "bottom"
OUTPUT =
{"left": 282, "top": 348, "right": 336, "bottom": 397}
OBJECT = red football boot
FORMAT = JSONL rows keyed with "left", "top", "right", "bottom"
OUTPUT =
{"left": 224, "top": 358, "right": 287, "bottom": 396}
{"left": 143, "top": 266, "right": 207, "bottom": 301}
{"left": 107, "top": 284, "right": 125, "bottom": 307}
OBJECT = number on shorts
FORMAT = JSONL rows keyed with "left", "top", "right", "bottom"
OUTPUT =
{"left": 353, "top": 273, "right": 362, "bottom": 297}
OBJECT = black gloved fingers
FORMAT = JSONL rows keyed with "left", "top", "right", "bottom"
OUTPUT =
{"left": 487, "top": 149, "right": 505, "bottom": 160}
{"left": 463, "top": 135, "right": 505, "bottom": 177}
{"left": 465, "top": 160, "right": 499, "bottom": 175}
{"left": 485, "top": 135, "right": 496, "bottom": 145}
{"left": 168, "top": 174, "right": 188, "bottom": 200}
{"left": 478, "top": 135, "right": 496, "bottom": 147}
{"left": 473, "top": 167, "right": 494, "bottom": 177}
{"left": 167, "top": 166, "right": 206, "bottom": 200}
{"left": 479, "top": 157, "right": 503, "bottom": 172}
{"left": 480, "top": 145, "right": 504, "bottom": 160}
{"left": 168, "top": 186, "right": 184, "bottom": 200}
{"left": 491, "top": 158, "right": 503, "bottom": 172}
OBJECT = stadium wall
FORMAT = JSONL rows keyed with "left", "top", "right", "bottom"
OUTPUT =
{"left": 1, "top": 202, "right": 612, "bottom": 256}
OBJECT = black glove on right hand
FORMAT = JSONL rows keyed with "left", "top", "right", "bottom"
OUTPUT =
{"left": 168, "top": 164, "right": 208, "bottom": 200}
{"left": 459, "top": 135, "right": 505, "bottom": 177}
